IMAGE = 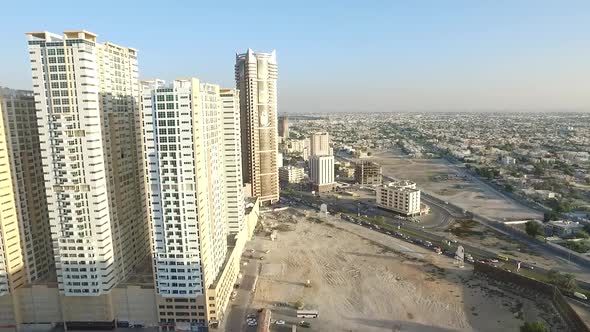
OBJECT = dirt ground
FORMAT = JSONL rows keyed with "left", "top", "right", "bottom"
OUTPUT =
{"left": 247, "top": 209, "right": 564, "bottom": 332}
{"left": 371, "top": 150, "right": 542, "bottom": 221}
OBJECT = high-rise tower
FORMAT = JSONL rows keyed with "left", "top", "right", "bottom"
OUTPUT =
{"left": 310, "top": 132, "right": 330, "bottom": 157}
{"left": 220, "top": 89, "right": 245, "bottom": 234}
{"left": 235, "top": 49, "right": 279, "bottom": 204}
{"left": 26, "top": 30, "right": 149, "bottom": 296}
{"left": 278, "top": 115, "right": 289, "bottom": 139}
{"left": 0, "top": 87, "right": 52, "bottom": 285}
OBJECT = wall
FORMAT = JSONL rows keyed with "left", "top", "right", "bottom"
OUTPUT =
{"left": 474, "top": 262, "right": 589, "bottom": 332}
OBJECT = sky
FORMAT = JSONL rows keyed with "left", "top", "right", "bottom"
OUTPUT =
{"left": 1, "top": 0, "right": 589, "bottom": 112}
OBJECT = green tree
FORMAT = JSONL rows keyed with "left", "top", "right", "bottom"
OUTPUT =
{"left": 525, "top": 221, "right": 542, "bottom": 237}
{"left": 543, "top": 211, "right": 558, "bottom": 222}
{"left": 505, "top": 184, "right": 515, "bottom": 192}
{"left": 564, "top": 240, "right": 590, "bottom": 253}
{"left": 547, "top": 269, "right": 578, "bottom": 292}
{"left": 533, "top": 164, "right": 545, "bottom": 176}
{"left": 576, "top": 230, "right": 590, "bottom": 239}
{"left": 294, "top": 300, "right": 305, "bottom": 310}
{"left": 520, "top": 321, "right": 549, "bottom": 332}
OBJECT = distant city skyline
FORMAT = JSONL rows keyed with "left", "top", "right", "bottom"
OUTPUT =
{"left": 1, "top": 0, "right": 590, "bottom": 112}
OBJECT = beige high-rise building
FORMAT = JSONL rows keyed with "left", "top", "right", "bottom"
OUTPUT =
{"left": 0, "top": 87, "right": 52, "bottom": 285}
{"left": 310, "top": 132, "right": 330, "bottom": 157}
{"left": 235, "top": 49, "right": 279, "bottom": 204}
{"left": 278, "top": 115, "right": 288, "bottom": 138}
{"left": 26, "top": 30, "right": 149, "bottom": 296}
{"left": 0, "top": 93, "right": 27, "bottom": 297}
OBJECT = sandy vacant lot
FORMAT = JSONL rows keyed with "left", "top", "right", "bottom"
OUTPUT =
{"left": 247, "top": 210, "right": 564, "bottom": 332}
{"left": 372, "top": 150, "right": 542, "bottom": 221}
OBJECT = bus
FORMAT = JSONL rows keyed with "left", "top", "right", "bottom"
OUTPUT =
{"left": 296, "top": 310, "right": 319, "bottom": 318}
{"left": 497, "top": 254, "right": 509, "bottom": 262}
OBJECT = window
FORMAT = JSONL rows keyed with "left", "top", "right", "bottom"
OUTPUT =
{"left": 48, "top": 49, "right": 56, "bottom": 56}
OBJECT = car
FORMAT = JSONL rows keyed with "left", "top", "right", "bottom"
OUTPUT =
{"left": 299, "top": 321, "right": 311, "bottom": 328}
{"left": 247, "top": 314, "right": 256, "bottom": 319}
{"left": 275, "top": 320, "right": 285, "bottom": 325}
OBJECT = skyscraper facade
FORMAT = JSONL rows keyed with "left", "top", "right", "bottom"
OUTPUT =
{"left": 220, "top": 89, "right": 245, "bottom": 235}
{"left": 0, "top": 87, "right": 52, "bottom": 284}
{"left": 309, "top": 155, "right": 335, "bottom": 192}
{"left": 235, "top": 49, "right": 279, "bottom": 204}
{"left": 140, "top": 79, "right": 229, "bottom": 323}
{"left": 0, "top": 93, "right": 26, "bottom": 297}
{"left": 26, "top": 30, "right": 148, "bottom": 296}
{"left": 310, "top": 132, "right": 330, "bottom": 157}
{"left": 278, "top": 115, "right": 288, "bottom": 138}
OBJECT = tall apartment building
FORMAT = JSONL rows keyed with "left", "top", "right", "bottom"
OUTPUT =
{"left": 278, "top": 115, "right": 288, "bottom": 139}
{"left": 220, "top": 88, "right": 245, "bottom": 234}
{"left": 0, "top": 87, "right": 52, "bottom": 285}
{"left": 354, "top": 160, "right": 382, "bottom": 185}
{"left": 309, "top": 155, "right": 335, "bottom": 192}
{"left": 140, "top": 79, "right": 229, "bottom": 323}
{"left": 26, "top": 31, "right": 149, "bottom": 296}
{"left": 376, "top": 181, "right": 421, "bottom": 216}
{"left": 310, "top": 132, "right": 330, "bottom": 157}
{"left": 235, "top": 49, "right": 279, "bottom": 204}
{"left": 0, "top": 94, "right": 27, "bottom": 297}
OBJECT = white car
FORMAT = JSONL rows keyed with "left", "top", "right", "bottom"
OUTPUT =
{"left": 275, "top": 320, "right": 286, "bottom": 325}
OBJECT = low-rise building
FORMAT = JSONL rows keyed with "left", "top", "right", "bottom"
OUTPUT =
{"left": 279, "top": 166, "right": 305, "bottom": 184}
{"left": 544, "top": 220, "right": 583, "bottom": 238}
{"left": 354, "top": 161, "right": 382, "bottom": 185}
{"left": 376, "top": 181, "right": 421, "bottom": 216}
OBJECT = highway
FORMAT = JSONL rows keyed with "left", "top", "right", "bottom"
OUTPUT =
{"left": 281, "top": 190, "right": 590, "bottom": 297}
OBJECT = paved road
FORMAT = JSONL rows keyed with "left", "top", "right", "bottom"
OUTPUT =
{"left": 218, "top": 251, "right": 260, "bottom": 332}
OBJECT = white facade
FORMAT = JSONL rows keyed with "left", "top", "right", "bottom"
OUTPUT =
{"left": 310, "top": 132, "right": 330, "bottom": 157}
{"left": 26, "top": 31, "right": 148, "bottom": 296}
{"left": 235, "top": 49, "right": 279, "bottom": 204}
{"left": 376, "top": 181, "right": 421, "bottom": 216}
{"left": 279, "top": 166, "right": 304, "bottom": 184}
{"left": 141, "top": 79, "right": 228, "bottom": 297}
{"left": 220, "top": 89, "right": 245, "bottom": 235}
{"left": 277, "top": 152, "right": 284, "bottom": 168}
{"left": 309, "top": 155, "right": 334, "bottom": 187}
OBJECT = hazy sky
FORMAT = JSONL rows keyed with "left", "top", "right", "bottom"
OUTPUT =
{"left": 1, "top": 0, "right": 589, "bottom": 112}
